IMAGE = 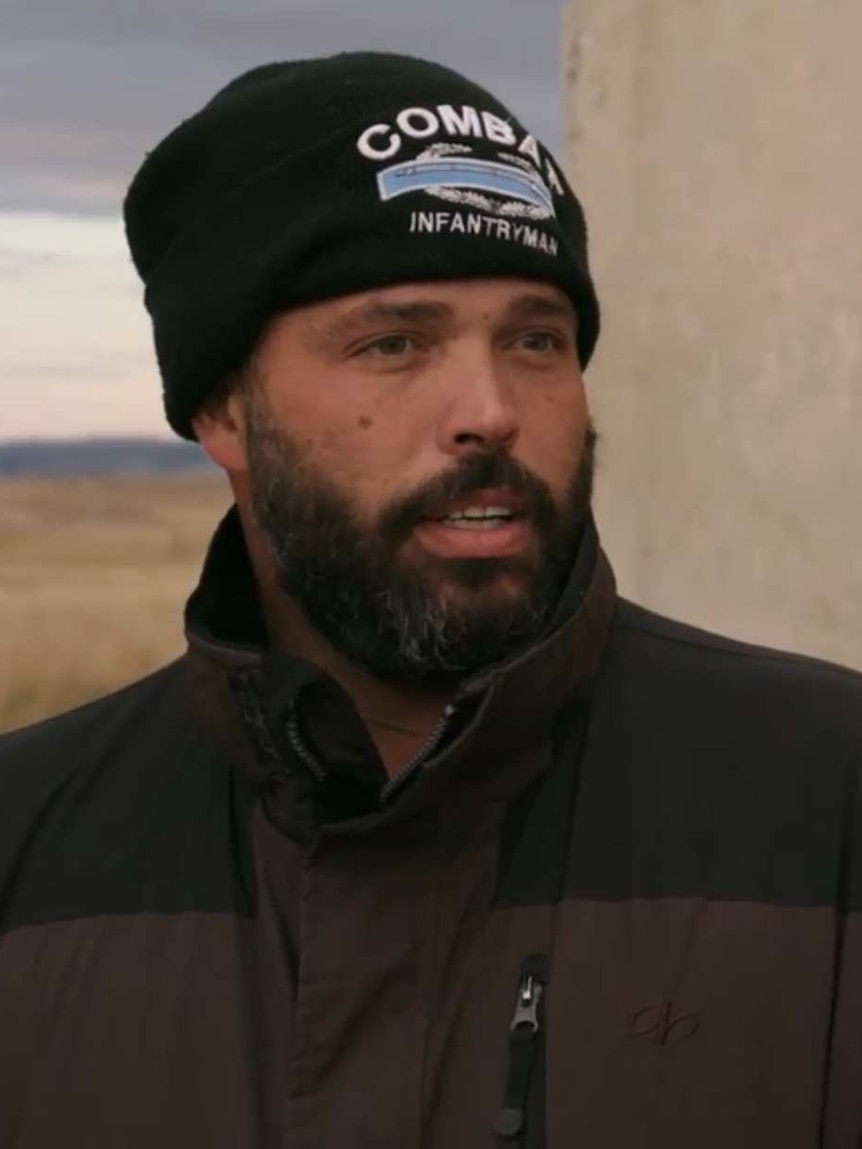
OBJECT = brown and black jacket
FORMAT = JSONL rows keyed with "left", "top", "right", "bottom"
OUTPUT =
{"left": 2, "top": 507, "right": 862, "bottom": 1148}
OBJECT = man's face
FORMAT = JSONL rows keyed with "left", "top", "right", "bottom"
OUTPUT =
{"left": 223, "top": 278, "right": 595, "bottom": 687}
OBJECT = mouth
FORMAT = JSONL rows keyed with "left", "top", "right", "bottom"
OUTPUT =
{"left": 422, "top": 487, "right": 528, "bottom": 524}
{"left": 415, "top": 489, "right": 532, "bottom": 558}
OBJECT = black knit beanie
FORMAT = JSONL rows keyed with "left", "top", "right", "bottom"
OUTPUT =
{"left": 124, "top": 52, "right": 601, "bottom": 440}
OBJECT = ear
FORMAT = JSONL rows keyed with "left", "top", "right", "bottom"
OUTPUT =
{"left": 192, "top": 387, "right": 249, "bottom": 473}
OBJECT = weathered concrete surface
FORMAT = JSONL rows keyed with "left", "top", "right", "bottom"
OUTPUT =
{"left": 563, "top": 0, "right": 862, "bottom": 668}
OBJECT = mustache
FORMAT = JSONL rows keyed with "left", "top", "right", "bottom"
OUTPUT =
{"left": 379, "top": 449, "right": 557, "bottom": 542}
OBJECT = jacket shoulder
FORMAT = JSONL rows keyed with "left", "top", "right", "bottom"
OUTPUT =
{"left": 0, "top": 658, "right": 246, "bottom": 933}
{"left": 0, "top": 660, "right": 190, "bottom": 872}
{"left": 0, "top": 658, "right": 188, "bottom": 782}
{"left": 569, "top": 599, "right": 862, "bottom": 908}
{"left": 609, "top": 597, "right": 862, "bottom": 737}
{"left": 616, "top": 597, "right": 862, "bottom": 681}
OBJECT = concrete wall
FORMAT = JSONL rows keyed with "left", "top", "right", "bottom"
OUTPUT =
{"left": 562, "top": 0, "right": 862, "bottom": 669}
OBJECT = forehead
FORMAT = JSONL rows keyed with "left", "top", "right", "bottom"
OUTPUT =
{"left": 300, "top": 278, "right": 576, "bottom": 331}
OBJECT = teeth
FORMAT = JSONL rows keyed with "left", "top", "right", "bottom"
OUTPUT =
{"left": 442, "top": 505, "right": 515, "bottom": 522}
{"left": 433, "top": 504, "right": 519, "bottom": 531}
{"left": 443, "top": 517, "right": 514, "bottom": 531}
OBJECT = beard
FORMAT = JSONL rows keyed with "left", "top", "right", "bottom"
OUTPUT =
{"left": 242, "top": 388, "right": 597, "bottom": 688}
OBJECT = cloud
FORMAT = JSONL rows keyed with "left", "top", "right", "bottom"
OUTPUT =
{"left": 2, "top": 0, "right": 568, "bottom": 216}
{"left": 0, "top": 212, "right": 164, "bottom": 439}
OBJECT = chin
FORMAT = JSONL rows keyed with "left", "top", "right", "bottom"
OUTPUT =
{"left": 434, "top": 564, "right": 533, "bottom": 602}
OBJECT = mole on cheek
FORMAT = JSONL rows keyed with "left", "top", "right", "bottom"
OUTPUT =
{"left": 358, "top": 416, "right": 374, "bottom": 430}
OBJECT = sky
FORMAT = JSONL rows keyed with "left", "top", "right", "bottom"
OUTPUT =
{"left": 1, "top": 0, "right": 570, "bottom": 441}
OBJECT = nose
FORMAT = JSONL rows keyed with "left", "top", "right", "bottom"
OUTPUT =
{"left": 435, "top": 340, "right": 519, "bottom": 457}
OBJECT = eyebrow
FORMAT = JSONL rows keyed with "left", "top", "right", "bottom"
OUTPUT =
{"left": 311, "top": 290, "right": 578, "bottom": 346}
{"left": 502, "top": 293, "right": 578, "bottom": 330}
{"left": 313, "top": 300, "right": 454, "bottom": 345}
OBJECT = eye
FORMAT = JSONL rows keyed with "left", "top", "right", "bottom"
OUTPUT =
{"left": 356, "top": 333, "right": 419, "bottom": 358}
{"left": 514, "top": 330, "right": 567, "bottom": 354}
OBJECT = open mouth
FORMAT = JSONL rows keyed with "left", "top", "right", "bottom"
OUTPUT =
{"left": 415, "top": 512, "right": 530, "bottom": 560}
{"left": 423, "top": 487, "right": 528, "bottom": 525}
{"left": 414, "top": 488, "right": 532, "bottom": 556}
{"left": 429, "top": 507, "right": 523, "bottom": 531}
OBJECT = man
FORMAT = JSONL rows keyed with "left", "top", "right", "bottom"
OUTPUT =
{"left": 1, "top": 51, "right": 861, "bottom": 1149}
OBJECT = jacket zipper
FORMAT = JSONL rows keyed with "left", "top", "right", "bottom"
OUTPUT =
{"left": 379, "top": 702, "right": 457, "bottom": 805}
{"left": 286, "top": 701, "right": 458, "bottom": 799}
{"left": 285, "top": 703, "right": 327, "bottom": 783}
{"left": 495, "top": 954, "right": 549, "bottom": 1144}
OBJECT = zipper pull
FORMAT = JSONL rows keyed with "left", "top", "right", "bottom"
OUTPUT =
{"left": 495, "top": 955, "right": 549, "bottom": 1142}
{"left": 511, "top": 974, "right": 543, "bottom": 1032}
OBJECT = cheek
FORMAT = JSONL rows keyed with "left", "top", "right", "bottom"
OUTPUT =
{"left": 271, "top": 389, "right": 363, "bottom": 464}
{"left": 525, "top": 390, "right": 589, "bottom": 488}
{"left": 295, "top": 410, "right": 398, "bottom": 510}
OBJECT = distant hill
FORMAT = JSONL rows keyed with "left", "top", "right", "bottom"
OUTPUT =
{"left": 0, "top": 438, "right": 216, "bottom": 477}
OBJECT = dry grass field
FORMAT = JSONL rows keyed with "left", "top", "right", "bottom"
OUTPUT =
{"left": 0, "top": 473, "right": 230, "bottom": 734}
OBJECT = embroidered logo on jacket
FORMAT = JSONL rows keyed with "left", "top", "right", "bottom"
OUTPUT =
{"left": 629, "top": 1001, "right": 702, "bottom": 1046}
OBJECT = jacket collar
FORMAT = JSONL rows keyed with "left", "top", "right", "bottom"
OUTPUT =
{"left": 185, "top": 505, "right": 616, "bottom": 840}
